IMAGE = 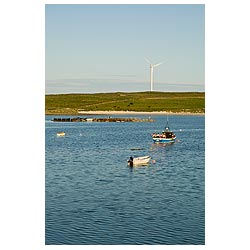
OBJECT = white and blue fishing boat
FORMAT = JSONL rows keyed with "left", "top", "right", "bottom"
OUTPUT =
{"left": 151, "top": 118, "right": 176, "bottom": 143}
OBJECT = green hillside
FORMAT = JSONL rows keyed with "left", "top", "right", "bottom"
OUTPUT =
{"left": 45, "top": 92, "right": 205, "bottom": 115}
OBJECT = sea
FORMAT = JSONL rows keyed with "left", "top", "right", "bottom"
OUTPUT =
{"left": 45, "top": 114, "right": 205, "bottom": 245}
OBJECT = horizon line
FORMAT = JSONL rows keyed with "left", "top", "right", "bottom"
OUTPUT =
{"left": 45, "top": 90, "right": 205, "bottom": 95}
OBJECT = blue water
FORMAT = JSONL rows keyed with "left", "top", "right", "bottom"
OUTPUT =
{"left": 45, "top": 115, "right": 205, "bottom": 245}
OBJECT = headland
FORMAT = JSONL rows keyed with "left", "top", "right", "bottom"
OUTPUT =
{"left": 45, "top": 92, "right": 205, "bottom": 115}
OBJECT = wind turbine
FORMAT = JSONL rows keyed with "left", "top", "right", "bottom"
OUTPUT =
{"left": 144, "top": 58, "right": 163, "bottom": 91}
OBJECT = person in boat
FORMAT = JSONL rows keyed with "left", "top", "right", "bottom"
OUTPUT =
{"left": 165, "top": 127, "right": 170, "bottom": 131}
{"left": 128, "top": 156, "right": 133, "bottom": 167}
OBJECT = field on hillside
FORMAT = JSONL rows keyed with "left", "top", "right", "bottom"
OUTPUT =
{"left": 45, "top": 92, "right": 205, "bottom": 115}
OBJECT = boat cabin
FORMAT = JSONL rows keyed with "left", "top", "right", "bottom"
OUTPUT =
{"left": 162, "top": 131, "right": 175, "bottom": 138}
{"left": 152, "top": 131, "right": 175, "bottom": 139}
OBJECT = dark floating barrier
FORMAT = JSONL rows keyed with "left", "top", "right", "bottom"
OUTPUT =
{"left": 52, "top": 117, "right": 154, "bottom": 122}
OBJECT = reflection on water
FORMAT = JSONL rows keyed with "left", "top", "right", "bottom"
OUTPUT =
{"left": 150, "top": 142, "right": 175, "bottom": 149}
{"left": 46, "top": 115, "right": 205, "bottom": 245}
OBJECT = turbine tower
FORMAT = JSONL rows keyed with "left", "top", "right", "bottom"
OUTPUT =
{"left": 145, "top": 58, "right": 163, "bottom": 91}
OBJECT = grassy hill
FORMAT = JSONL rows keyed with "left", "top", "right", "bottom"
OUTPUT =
{"left": 45, "top": 92, "right": 205, "bottom": 115}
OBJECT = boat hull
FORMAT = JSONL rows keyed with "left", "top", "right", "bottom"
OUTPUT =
{"left": 152, "top": 137, "right": 176, "bottom": 143}
{"left": 133, "top": 156, "right": 151, "bottom": 165}
{"left": 128, "top": 156, "right": 151, "bottom": 166}
{"left": 57, "top": 132, "right": 65, "bottom": 136}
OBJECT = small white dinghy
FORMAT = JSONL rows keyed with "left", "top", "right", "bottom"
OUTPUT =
{"left": 57, "top": 132, "right": 65, "bottom": 137}
{"left": 128, "top": 156, "right": 151, "bottom": 167}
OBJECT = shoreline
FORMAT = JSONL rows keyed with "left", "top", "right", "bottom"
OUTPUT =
{"left": 77, "top": 111, "right": 205, "bottom": 116}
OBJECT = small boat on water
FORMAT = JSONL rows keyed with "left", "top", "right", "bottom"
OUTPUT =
{"left": 57, "top": 132, "right": 65, "bottom": 137}
{"left": 127, "top": 156, "right": 151, "bottom": 167}
{"left": 151, "top": 118, "right": 176, "bottom": 143}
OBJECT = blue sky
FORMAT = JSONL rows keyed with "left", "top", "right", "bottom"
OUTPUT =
{"left": 45, "top": 4, "right": 205, "bottom": 93}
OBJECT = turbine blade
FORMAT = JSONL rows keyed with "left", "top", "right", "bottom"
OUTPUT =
{"left": 153, "top": 62, "right": 164, "bottom": 67}
{"left": 144, "top": 57, "right": 151, "bottom": 64}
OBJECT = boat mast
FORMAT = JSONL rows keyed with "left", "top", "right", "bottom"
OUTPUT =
{"left": 165, "top": 115, "right": 170, "bottom": 131}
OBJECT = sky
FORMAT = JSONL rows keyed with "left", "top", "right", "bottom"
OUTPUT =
{"left": 45, "top": 4, "right": 205, "bottom": 93}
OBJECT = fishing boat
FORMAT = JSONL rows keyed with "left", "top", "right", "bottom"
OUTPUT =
{"left": 57, "top": 132, "right": 65, "bottom": 137}
{"left": 151, "top": 118, "right": 176, "bottom": 143}
{"left": 127, "top": 156, "right": 151, "bottom": 166}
